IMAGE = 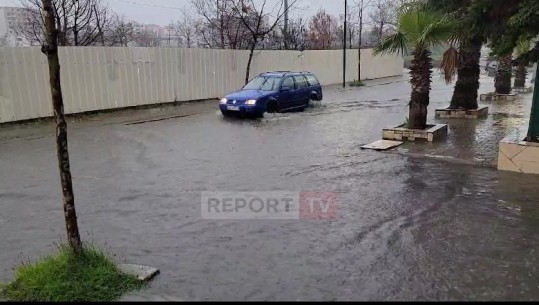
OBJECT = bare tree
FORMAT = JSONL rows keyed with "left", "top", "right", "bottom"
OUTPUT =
{"left": 232, "top": 0, "right": 298, "bottom": 83}
{"left": 192, "top": 0, "right": 233, "bottom": 48}
{"left": 16, "top": 0, "right": 49, "bottom": 45}
{"left": 355, "top": 0, "right": 372, "bottom": 81}
{"left": 133, "top": 29, "right": 161, "bottom": 47}
{"left": 171, "top": 9, "right": 198, "bottom": 48}
{"left": 105, "top": 15, "right": 137, "bottom": 46}
{"left": 0, "top": 35, "right": 8, "bottom": 46}
{"left": 274, "top": 17, "right": 308, "bottom": 50}
{"left": 308, "top": 9, "right": 339, "bottom": 50}
{"left": 192, "top": 0, "right": 251, "bottom": 50}
{"left": 338, "top": 5, "right": 358, "bottom": 49}
{"left": 41, "top": 0, "right": 83, "bottom": 253}
{"left": 18, "top": 0, "right": 114, "bottom": 46}
{"left": 263, "top": 27, "right": 284, "bottom": 49}
{"left": 368, "top": 0, "right": 398, "bottom": 45}
{"left": 164, "top": 23, "right": 174, "bottom": 46}
{"left": 287, "top": 18, "right": 308, "bottom": 50}
{"left": 93, "top": 2, "right": 116, "bottom": 46}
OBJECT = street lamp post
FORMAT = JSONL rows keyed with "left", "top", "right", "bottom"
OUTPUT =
{"left": 284, "top": 0, "right": 289, "bottom": 50}
{"left": 343, "top": 0, "right": 347, "bottom": 88}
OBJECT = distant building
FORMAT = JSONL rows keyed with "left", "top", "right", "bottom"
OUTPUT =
{"left": 143, "top": 24, "right": 182, "bottom": 47}
{"left": 0, "top": 7, "right": 31, "bottom": 46}
{"left": 127, "top": 23, "right": 183, "bottom": 47}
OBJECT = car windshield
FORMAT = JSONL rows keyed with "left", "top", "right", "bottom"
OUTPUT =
{"left": 243, "top": 76, "right": 282, "bottom": 91}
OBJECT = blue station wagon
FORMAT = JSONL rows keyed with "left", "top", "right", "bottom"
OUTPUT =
{"left": 219, "top": 71, "right": 323, "bottom": 118}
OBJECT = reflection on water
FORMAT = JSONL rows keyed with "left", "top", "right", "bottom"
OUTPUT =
{"left": 1, "top": 75, "right": 539, "bottom": 301}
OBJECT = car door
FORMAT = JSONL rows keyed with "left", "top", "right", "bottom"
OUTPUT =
{"left": 306, "top": 74, "right": 322, "bottom": 100}
{"left": 279, "top": 76, "right": 296, "bottom": 110}
{"left": 293, "top": 75, "right": 309, "bottom": 107}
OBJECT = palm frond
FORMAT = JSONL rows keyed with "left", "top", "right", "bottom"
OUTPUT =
{"left": 514, "top": 36, "right": 532, "bottom": 57}
{"left": 374, "top": 32, "right": 408, "bottom": 56}
{"left": 440, "top": 46, "right": 459, "bottom": 84}
{"left": 420, "top": 12, "right": 459, "bottom": 50}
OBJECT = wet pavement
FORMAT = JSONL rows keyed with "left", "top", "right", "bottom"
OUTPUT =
{"left": 1, "top": 71, "right": 539, "bottom": 301}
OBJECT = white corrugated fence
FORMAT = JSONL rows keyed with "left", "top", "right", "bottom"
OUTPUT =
{"left": 0, "top": 47, "right": 403, "bottom": 123}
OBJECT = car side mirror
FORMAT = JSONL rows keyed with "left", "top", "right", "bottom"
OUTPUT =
{"left": 281, "top": 86, "right": 291, "bottom": 91}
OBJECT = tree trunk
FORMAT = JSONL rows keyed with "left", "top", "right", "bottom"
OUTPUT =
{"left": 42, "top": 0, "right": 82, "bottom": 254}
{"left": 408, "top": 49, "right": 432, "bottom": 130}
{"left": 218, "top": 0, "right": 225, "bottom": 48}
{"left": 358, "top": 9, "right": 363, "bottom": 81}
{"left": 449, "top": 38, "right": 481, "bottom": 110}
{"left": 514, "top": 61, "right": 528, "bottom": 88}
{"left": 245, "top": 42, "right": 256, "bottom": 85}
{"left": 378, "top": 21, "right": 384, "bottom": 45}
{"left": 349, "top": 28, "right": 353, "bottom": 49}
{"left": 527, "top": 64, "right": 539, "bottom": 142}
{"left": 284, "top": 0, "right": 289, "bottom": 50}
{"left": 495, "top": 54, "right": 512, "bottom": 94}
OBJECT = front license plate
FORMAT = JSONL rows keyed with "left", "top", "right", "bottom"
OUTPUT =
{"left": 227, "top": 106, "right": 240, "bottom": 111}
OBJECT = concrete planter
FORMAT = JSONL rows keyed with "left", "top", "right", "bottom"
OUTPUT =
{"left": 480, "top": 92, "right": 518, "bottom": 101}
{"left": 498, "top": 129, "right": 539, "bottom": 174}
{"left": 383, "top": 124, "right": 448, "bottom": 142}
{"left": 513, "top": 87, "right": 533, "bottom": 94}
{"left": 435, "top": 106, "right": 488, "bottom": 119}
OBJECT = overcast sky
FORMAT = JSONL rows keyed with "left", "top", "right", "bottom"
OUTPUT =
{"left": 0, "top": 0, "right": 348, "bottom": 26}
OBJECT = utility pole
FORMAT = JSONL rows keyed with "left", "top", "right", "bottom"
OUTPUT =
{"left": 284, "top": 0, "right": 289, "bottom": 50}
{"left": 343, "top": 0, "right": 347, "bottom": 88}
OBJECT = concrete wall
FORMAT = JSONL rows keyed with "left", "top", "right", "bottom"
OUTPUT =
{"left": 0, "top": 47, "right": 403, "bottom": 123}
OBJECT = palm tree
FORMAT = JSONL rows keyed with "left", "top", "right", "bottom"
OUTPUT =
{"left": 427, "top": 0, "right": 483, "bottom": 110}
{"left": 374, "top": 6, "right": 457, "bottom": 129}
{"left": 441, "top": 35, "right": 483, "bottom": 110}
{"left": 495, "top": 54, "right": 513, "bottom": 94}
{"left": 514, "top": 38, "right": 532, "bottom": 88}
{"left": 463, "top": 0, "right": 520, "bottom": 95}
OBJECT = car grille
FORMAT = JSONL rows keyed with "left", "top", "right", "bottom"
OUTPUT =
{"left": 227, "top": 100, "right": 244, "bottom": 105}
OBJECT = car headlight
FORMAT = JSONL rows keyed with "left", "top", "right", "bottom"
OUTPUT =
{"left": 220, "top": 98, "right": 227, "bottom": 104}
{"left": 245, "top": 99, "right": 257, "bottom": 105}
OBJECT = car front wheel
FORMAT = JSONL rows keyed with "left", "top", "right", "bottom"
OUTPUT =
{"left": 307, "top": 97, "right": 314, "bottom": 107}
{"left": 266, "top": 101, "right": 279, "bottom": 113}
{"left": 247, "top": 112, "right": 264, "bottom": 119}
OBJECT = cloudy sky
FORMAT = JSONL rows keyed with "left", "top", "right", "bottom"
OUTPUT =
{"left": 0, "top": 0, "right": 348, "bottom": 26}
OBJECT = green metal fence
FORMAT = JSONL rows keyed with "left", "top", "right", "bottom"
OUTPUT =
{"left": 527, "top": 63, "right": 539, "bottom": 142}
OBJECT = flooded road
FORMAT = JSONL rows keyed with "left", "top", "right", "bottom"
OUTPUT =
{"left": 1, "top": 73, "right": 539, "bottom": 301}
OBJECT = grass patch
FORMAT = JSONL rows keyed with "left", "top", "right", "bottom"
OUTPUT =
{"left": 0, "top": 245, "right": 144, "bottom": 302}
{"left": 349, "top": 80, "right": 365, "bottom": 87}
{"left": 402, "top": 117, "right": 410, "bottom": 128}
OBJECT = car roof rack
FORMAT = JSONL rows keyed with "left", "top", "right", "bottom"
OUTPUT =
{"left": 262, "top": 71, "right": 291, "bottom": 74}
{"left": 261, "top": 71, "right": 312, "bottom": 76}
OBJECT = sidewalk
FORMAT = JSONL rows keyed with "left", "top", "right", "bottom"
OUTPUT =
{"left": 390, "top": 72, "right": 534, "bottom": 167}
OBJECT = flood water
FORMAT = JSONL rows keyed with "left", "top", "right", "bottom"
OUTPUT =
{"left": 1, "top": 74, "right": 539, "bottom": 301}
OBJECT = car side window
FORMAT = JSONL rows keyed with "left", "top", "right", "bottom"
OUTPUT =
{"left": 306, "top": 75, "right": 320, "bottom": 86}
{"left": 293, "top": 76, "right": 307, "bottom": 89}
{"left": 281, "top": 77, "right": 295, "bottom": 89}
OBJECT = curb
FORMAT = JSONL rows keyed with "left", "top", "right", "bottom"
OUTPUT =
{"left": 386, "top": 150, "right": 497, "bottom": 168}
{"left": 118, "top": 264, "right": 160, "bottom": 282}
